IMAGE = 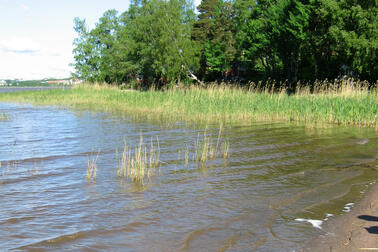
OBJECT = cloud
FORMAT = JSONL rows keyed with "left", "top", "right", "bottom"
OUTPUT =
{"left": 19, "top": 3, "right": 30, "bottom": 11}
{"left": 0, "top": 37, "right": 72, "bottom": 80}
{"left": 0, "top": 37, "right": 41, "bottom": 55}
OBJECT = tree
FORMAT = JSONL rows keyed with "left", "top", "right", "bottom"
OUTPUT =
{"left": 235, "top": 0, "right": 282, "bottom": 79}
{"left": 309, "top": 0, "right": 378, "bottom": 81}
{"left": 192, "top": 0, "right": 219, "bottom": 80}
{"left": 192, "top": 0, "right": 236, "bottom": 81}
{"left": 204, "top": 0, "right": 236, "bottom": 80}
{"left": 72, "top": 10, "right": 120, "bottom": 83}
{"left": 72, "top": 0, "right": 199, "bottom": 86}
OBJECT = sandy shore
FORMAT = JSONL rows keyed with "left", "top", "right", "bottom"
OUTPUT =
{"left": 302, "top": 183, "right": 378, "bottom": 251}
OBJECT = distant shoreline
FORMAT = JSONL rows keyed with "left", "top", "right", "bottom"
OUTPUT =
{"left": 0, "top": 86, "right": 70, "bottom": 93}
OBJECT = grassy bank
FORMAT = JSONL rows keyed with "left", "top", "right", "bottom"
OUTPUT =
{"left": 0, "top": 79, "right": 376, "bottom": 127}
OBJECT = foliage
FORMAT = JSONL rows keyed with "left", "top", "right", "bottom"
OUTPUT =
{"left": 73, "top": 0, "right": 199, "bottom": 87}
{"left": 71, "top": 0, "right": 377, "bottom": 86}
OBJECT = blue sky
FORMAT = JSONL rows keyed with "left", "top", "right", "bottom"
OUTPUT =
{"left": 0, "top": 0, "right": 132, "bottom": 80}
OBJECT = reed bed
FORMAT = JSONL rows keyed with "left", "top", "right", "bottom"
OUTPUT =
{"left": 117, "top": 129, "right": 229, "bottom": 185}
{"left": 116, "top": 136, "right": 160, "bottom": 184}
{"left": 0, "top": 79, "right": 376, "bottom": 127}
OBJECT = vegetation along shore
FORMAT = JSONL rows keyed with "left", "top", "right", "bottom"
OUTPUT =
{"left": 0, "top": 79, "right": 376, "bottom": 127}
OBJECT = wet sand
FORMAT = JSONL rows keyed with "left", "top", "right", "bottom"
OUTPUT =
{"left": 303, "top": 183, "right": 378, "bottom": 251}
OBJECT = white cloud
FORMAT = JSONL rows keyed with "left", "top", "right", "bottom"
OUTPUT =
{"left": 19, "top": 3, "right": 30, "bottom": 11}
{"left": 0, "top": 37, "right": 72, "bottom": 80}
{"left": 0, "top": 37, "right": 40, "bottom": 54}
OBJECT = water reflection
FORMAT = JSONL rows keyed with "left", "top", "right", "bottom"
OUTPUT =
{"left": 0, "top": 102, "right": 376, "bottom": 251}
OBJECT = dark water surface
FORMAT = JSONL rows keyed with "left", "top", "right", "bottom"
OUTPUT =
{"left": 0, "top": 102, "right": 377, "bottom": 251}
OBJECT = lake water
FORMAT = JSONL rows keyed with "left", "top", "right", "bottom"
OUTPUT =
{"left": 0, "top": 102, "right": 377, "bottom": 251}
{"left": 0, "top": 87, "right": 69, "bottom": 93}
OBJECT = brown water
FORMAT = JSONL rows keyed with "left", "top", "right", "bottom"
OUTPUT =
{"left": 0, "top": 102, "right": 377, "bottom": 251}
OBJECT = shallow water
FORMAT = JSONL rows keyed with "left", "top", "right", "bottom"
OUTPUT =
{"left": 0, "top": 102, "right": 377, "bottom": 251}
{"left": 0, "top": 87, "right": 68, "bottom": 93}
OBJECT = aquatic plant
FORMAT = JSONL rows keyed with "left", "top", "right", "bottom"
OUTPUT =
{"left": 0, "top": 161, "right": 19, "bottom": 176}
{"left": 0, "top": 113, "right": 10, "bottom": 121}
{"left": 86, "top": 152, "right": 99, "bottom": 182}
{"left": 0, "top": 79, "right": 376, "bottom": 127}
{"left": 116, "top": 135, "right": 160, "bottom": 184}
{"left": 179, "top": 127, "right": 230, "bottom": 167}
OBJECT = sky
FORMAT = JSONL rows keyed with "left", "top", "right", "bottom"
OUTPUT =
{"left": 0, "top": 0, "right": 200, "bottom": 80}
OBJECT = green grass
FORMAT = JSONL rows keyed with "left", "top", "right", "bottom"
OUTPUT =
{"left": 0, "top": 79, "right": 376, "bottom": 127}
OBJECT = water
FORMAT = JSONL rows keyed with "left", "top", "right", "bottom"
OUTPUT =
{"left": 0, "top": 87, "right": 69, "bottom": 93}
{"left": 0, "top": 102, "right": 377, "bottom": 251}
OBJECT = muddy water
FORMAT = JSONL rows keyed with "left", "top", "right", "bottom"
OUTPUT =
{"left": 0, "top": 102, "right": 377, "bottom": 251}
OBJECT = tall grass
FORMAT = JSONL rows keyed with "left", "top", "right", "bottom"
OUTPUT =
{"left": 177, "top": 126, "right": 230, "bottom": 169}
{"left": 0, "top": 79, "right": 376, "bottom": 127}
{"left": 116, "top": 136, "right": 160, "bottom": 184}
{"left": 193, "top": 127, "right": 230, "bottom": 164}
{"left": 86, "top": 152, "right": 99, "bottom": 182}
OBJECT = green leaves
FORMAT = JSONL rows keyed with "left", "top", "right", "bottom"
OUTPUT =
{"left": 72, "top": 0, "right": 199, "bottom": 86}
{"left": 72, "top": 0, "right": 377, "bottom": 86}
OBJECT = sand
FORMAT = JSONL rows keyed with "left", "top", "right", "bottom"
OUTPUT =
{"left": 302, "top": 183, "right": 378, "bottom": 252}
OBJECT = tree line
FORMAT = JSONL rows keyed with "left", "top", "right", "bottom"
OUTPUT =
{"left": 72, "top": 0, "right": 377, "bottom": 88}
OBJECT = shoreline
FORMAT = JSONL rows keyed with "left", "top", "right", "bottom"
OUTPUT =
{"left": 303, "top": 183, "right": 378, "bottom": 251}
{"left": 0, "top": 84, "right": 376, "bottom": 127}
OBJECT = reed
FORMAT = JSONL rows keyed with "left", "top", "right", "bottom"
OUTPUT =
{"left": 0, "top": 113, "right": 9, "bottom": 121}
{"left": 86, "top": 152, "right": 99, "bottom": 182}
{"left": 116, "top": 135, "right": 160, "bottom": 184}
{"left": 0, "top": 79, "right": 376, "bottom": 127}
{"left": 196, "top": 127, "right": 230, "bottom": 164}
{"left": 179, "top": 127, "right": 229, "bottom": 167}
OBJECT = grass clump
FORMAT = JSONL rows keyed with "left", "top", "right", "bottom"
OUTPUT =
{"left": 0, "top": 113, "right": 10, "bottom": 121}
{"left": 193, "top": 127, "right": 230, "bottom": 164}
{"left": 177, "top": 126, "right": 230, "bottom": 169}
{"left": 116, "top": 135, "right": 160, "bottom": 184}
{"left": 0, "top": 79, "right": 376, "bottom": 127}
{"left": 86, "top": 152, "right": 99, "bottom": 182}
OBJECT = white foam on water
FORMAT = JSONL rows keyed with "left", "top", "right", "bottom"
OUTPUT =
{"left": 343, "top": 202, "right": 354, "bottom": 212}
{"left": 324, "top": 213, "right": 334, "bottom": 221}
{"left": 295, "top": 218, "right": 323, "bottom": 229}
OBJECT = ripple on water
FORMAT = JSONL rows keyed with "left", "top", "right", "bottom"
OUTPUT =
{"left": 0, "top": 102, "right": 377, "bottom": 251}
